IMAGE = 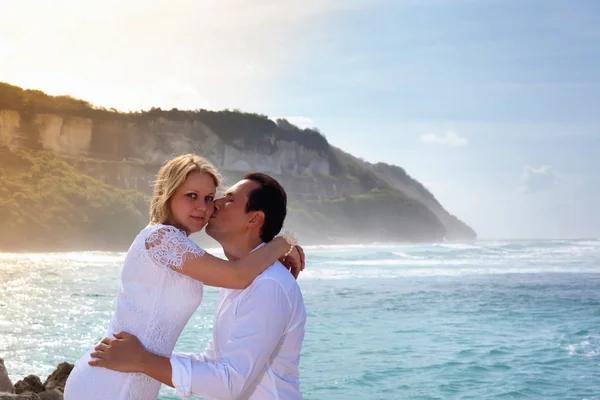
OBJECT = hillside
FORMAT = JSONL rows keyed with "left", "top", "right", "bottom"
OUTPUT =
{"left": 0, "top": 82, "right": 475, "bottom": 251}
{"left": 0, "top": 147, "right": 148, "bottom": 251}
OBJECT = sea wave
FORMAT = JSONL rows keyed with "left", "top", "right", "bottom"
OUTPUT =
{"left": 2, "top": 239, "right": 600, "bottom": 400}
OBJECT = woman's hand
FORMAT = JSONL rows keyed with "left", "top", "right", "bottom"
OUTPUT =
{"left": 280, "top": 245, "right": 305, "bottom": 279}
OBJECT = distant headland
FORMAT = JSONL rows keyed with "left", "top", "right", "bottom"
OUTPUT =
{"left": 0, "top": 82, "right": 475, "bottom": 252}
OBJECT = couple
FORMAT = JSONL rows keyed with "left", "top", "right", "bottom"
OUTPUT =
{"left": 64, "top": 154, "right": 307, "bottom": 400}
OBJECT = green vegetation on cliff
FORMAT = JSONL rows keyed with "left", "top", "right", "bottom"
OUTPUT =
{"left": 0, "top": 148, "right": 445, "bottom": 251}
{"left": 0, "top": 148, "right": 148, "bottom": 251}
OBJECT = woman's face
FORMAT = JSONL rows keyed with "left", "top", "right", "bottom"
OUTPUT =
{"left": 168, "top": 171, "right": 216, "bottom": 236}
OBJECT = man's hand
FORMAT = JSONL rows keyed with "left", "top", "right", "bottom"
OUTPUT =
{"left": 88, "top": 332, "right": 146, "bottom": 373}
{"left": 280, "top": 245, "right": 305, "bottom": 279}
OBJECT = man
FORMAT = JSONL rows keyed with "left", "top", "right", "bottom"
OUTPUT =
{"left": 89, "top": 173, "right": 307, "bottom": 399}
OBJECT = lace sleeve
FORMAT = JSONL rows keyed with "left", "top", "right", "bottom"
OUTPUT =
{"left": 145, "top": 225, "right": 206, "bottom": 270}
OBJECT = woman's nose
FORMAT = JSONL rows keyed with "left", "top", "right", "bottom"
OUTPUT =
{"left": 196, "top": 200, "right": 208, "bottom": 212}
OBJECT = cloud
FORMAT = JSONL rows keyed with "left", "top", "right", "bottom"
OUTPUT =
{"left": 519, "top": 165, "right": 558, "bottom": 192}
{"left": 275, "top": 116, "right": 316, "bottom": 129}
{"left": 420, "top": 131, "right": 468, "bottom": 147}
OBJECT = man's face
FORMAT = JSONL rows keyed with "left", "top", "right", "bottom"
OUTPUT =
{"left": 206, "top": 179, "right": 261, "bottom": 243}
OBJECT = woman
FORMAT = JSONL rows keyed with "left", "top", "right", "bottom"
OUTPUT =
{"left": 64, "top": 154, "right": 302, "bottom": 400}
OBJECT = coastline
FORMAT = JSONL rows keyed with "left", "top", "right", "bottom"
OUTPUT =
{"left": 0, "top": 235, "right": 453, "bottom": 254}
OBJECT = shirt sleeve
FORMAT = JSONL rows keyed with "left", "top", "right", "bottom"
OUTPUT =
{"left": 170, "top": 278, "right": 291, "bottom": 400}
{"left": 145, "top": 225, "right": 206, "bottom": 271}
{"left": 170, "top": 339, "right": 217, "bottom": 399}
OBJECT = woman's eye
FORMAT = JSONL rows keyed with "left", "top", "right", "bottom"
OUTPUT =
{"left": 186, "top": 193, "right": 197, "bottom": 199}
{"left": 205, "top": 196, "right": 214, "bottom": 202}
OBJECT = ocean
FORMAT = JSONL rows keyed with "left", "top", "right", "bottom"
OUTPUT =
{"left": 1, "top": 240, "right": 599, "bottom": 399}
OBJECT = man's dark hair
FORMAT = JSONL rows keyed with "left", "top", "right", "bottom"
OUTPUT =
{"left": 243, "top": 172, "right": 287, "bottom": 242}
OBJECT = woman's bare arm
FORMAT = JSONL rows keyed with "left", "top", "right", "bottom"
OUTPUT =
{"left": 175, "top": 237, "right": 296, "bottom": 289}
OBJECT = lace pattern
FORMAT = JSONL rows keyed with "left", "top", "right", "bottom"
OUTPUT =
{"left": 145, "top": 225, "right": 206, "bottom": 270}
{"left": 64, "top": 224, "right": 206, "bottom": 400}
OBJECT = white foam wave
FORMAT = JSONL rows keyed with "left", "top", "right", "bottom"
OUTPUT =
{"left": 392, "top": 252, "right": 425, "bottom": 259}
{"left": 303, "top": 243, "right": 405, "bottom": 251}
{"left": 0, "top": 251, "right": 127, "bottom": 264}
{"left": 564, "top": 336, "right": 600, "bottom": 358}
{"left": 576, "top": 240, "right": 600, "bottom": 247}
{"left": 324, "top": 259, "right": 472, "bottom": 266}
{"left": 300, "top": 265, "right": 599, "bottom": 279}
{"left": 433, "top": 243, "right": 481, "bottom": 250}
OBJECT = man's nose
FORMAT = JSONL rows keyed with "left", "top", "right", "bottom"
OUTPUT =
{"left": 213, "top": 197, "right": 225, "bottom": 210}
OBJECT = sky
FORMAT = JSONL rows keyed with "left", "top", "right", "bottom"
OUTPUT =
{"left": 1, "top": 0, "right": 599, "bottom": 239}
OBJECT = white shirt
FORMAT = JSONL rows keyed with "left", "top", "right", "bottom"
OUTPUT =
{"left": 170, "top": 244, "right": 307, "bottom": 400}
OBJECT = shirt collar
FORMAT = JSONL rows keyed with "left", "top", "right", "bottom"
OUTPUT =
{"left": 251, "top": 242, "right": 267, "bottom": 253}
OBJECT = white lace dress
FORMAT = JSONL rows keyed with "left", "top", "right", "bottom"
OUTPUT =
{"left": 64, "top": 224, "right": 206, "bottom": 400}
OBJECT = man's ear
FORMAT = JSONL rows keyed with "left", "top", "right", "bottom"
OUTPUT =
{"left": 248, "top": 211, "right": 265, "bottom": 229}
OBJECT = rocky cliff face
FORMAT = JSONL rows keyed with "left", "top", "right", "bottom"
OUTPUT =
{"left": 0, "top": 111, "right": 367, "bottom": 200}
{"left": 0, "top": 110, "right": 20, "bottom": 149}
{"left": 1, "top": 112, "right": 329, "bottom": 178}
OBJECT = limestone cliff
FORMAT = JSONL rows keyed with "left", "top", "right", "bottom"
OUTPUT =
{"left": 0, "top": 110, "right": 20, "bottom": 149}
{"left": 0, "top": 82, "right": 476, "bottom": 248}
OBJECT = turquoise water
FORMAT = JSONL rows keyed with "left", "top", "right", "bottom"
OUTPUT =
{"left": 1, "top": 240, "right": 599, "bottom": 399}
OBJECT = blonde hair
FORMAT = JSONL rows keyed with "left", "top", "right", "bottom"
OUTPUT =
{"left": 149, "top": 154, "right": 222, "bottom": 225}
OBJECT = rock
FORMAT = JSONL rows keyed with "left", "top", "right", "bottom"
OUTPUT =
{"left": 13, "top": 375, "right": 44, "bottom": 394}
{"left": 37, "top": 390, "right": 62, "bottom": 400}
{"left": 0, "top": 360, "right": 69, "bottom": 400}
{"left": 42, "top": 363, "right": 73, "bottom": 392}
{"left": 0, "top": 358, "right": 14, "bottom": 393}
{"left": 0, "top": 393, "right": 41, "bottom": 399}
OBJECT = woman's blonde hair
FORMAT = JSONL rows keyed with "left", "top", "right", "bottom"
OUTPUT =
{"left": 149, "top": 154, "right": 222, "bottom": 225}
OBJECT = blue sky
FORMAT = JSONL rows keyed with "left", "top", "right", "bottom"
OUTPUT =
{"left": 1, "top": 0, "right": 599, "bottom": 238}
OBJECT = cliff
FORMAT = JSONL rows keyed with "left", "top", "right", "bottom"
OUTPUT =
{"left": 0, "top": 82, "right": 475, "bottom": 251}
